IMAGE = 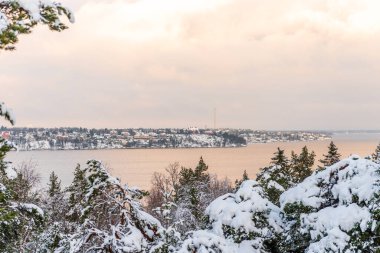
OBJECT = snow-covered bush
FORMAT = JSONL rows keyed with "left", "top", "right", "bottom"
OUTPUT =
{"left": 178, "top": 230, "right": 236, "bottom": 253}
{"left": 203, "top": 180, "right": 284, "bottom": 252}
{"left": 280, "top": 155, "right": 380, "bottom": 252}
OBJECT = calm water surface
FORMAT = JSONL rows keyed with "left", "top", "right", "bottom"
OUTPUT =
{"left": 7, "top": 133, "right": 380, "bottom": 190}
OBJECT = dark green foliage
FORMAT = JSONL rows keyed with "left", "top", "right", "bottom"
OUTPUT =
{"left": 0, "top": 140, "right": 44, "bottom": 252}
{"left": 234, "top": 169, "right": 249, "bottom": 190}
{"left": 0, "top": 1, "right": 73, "bottom": 50}
{"left": 61, "top": 160, "right": 160, "bottom": 252}
{"left": 66, "top": 164, "right": 87, "bottom": 222}
{"left": 280, "top": 203, "right": 315, "bottom": 253}
{"left": 48, "top": 171, "right": 61, "bottom": 197}
{"left": 318, "top": 141, "right": 341, "bottom": 170}
{"left": 0, "top": 102, "right": 15, "bottom": 125}
{"left": 176, "top": 157, "right": 211, "bottom": 230}
{"left": 372, "top": 143, "right": 380, "bottom": 163}
{"left": 257, "top": 148, "right": 293, "bottom": 205}
{"left": 290, "top": 146, "right": 315, "bottom": 183}
{"left": 271, "top": 147, "right": 289, "bottom": 168}
{"left": 221, "top": 132, "right": 246, "bottom": 146}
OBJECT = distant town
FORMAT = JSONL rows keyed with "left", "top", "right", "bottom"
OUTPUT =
{"left": 0, "top": 127, "right": 332, "bottom": 151}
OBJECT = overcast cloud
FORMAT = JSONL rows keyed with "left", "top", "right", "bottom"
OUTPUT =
{"left": 1, "top": 0, "right": 380, "bottom": 129}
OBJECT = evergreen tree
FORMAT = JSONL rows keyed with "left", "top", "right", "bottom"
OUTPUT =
{"left": 60, "top": 160, "right": 161, "bottom": 252}
{"left": 257, "top": 148, "right": 293, "bottom": 205}
{"left": 175, "top": 157, "right": 211, "bottom": 232}
{"left": 234, "top": 169, "right": 249, "bottom": 190}
{"left": 372, "top": 143, "right": 380, "bottom": 163}
{"left": 66, "top": 164, "right": 87, "bottom": 223}
{"left": 202, "top": 180, "right": 284, "bottom": 253}
{"left": 271, "top": 147, "right": 289, "bottom": 168}
{"left": 290, "top": 146, "right": 315, "bottom": 183}
{"left": 150, "top": 191, "right": 181, "bottom": 252}
{"left": 0, "top": 2, "right": 73, "bottom": 249}
{"left": 0, "top": 141, "right": 44, "bottom": 251}
{"left": 318, "top": 141, "right": 341, "bottom": 170}
{"left": 280, "top": 156, "right": 380, "bottom": 252}
{"left": 0, "top": 0, "right": 74, "bottom": 50}
{"left": 48, "top": 171, "right": 61, "bottom": 197}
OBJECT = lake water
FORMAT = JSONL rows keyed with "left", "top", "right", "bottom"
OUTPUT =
{"left": 6, "top": 133, "right": 380, "bottom": 190}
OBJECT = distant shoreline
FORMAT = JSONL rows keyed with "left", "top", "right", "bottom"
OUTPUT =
{"left": 9, "top": 138, "right": 334, "bottom": 152}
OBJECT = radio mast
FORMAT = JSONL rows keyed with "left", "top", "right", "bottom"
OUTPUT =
{"left": 213, "top": 108, "right": 216, "bottom": 129}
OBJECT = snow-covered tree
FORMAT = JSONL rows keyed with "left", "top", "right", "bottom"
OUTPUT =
{"left": 0, "top": 102, "right": 44, "bottom": 251}
{"left": 0, "top": 0, "right": 74, "bottom": 50}
{"left": 48, "top": 171, "right": 61, "bottom": 197}
{"left": 59, "top": 160, "right": 162, "bottom": 253}
{"left": 66, "top": 164, "right": 87, "bottom": 223}
{"left": 149, "top": 191, "right": 181, "bottom": 253}
{"left": 175, "top": 157, "right": 213, "bottom": 232}
{"left": 0, "top": 1, "right": 74, "bottom": 250}
{"left": 33, "top": 171, "right": 70, "bottom": 252}
{"left": 318, "top": 141, "right": 341, "bottom": 170}
{"left": 0, "top": 148, "right": 45, "bottom": 252}
{"left": 181, "top": 180, "right": 284, "bottom": 253}
{"left": 256, "top": 148, "right": 293, "bottom": 205}
{"left": 280, "top": 156, "right": 380, "bottom": 252}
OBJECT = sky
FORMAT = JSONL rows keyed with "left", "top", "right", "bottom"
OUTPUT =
{"left": 1, "top": 0, "right": 380, "bottom": 130}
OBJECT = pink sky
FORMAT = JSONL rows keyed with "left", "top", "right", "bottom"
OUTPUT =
{"left": 2, "top": 0, "right": 380, "bottom": 129}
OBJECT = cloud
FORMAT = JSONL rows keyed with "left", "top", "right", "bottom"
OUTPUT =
{"left": 1, "top": 0, "right": 380, "bottom": 129}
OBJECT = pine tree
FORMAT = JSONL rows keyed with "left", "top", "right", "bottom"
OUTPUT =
{"left": 0, "top": 2, "right": 73, "bottom": 249}
{"left": 0, "top": 0, "right": 74, "bottom": 50}
{"left": 150, "top": 191, "right": 181, "bottom": 252}
{"left": 0, "top": 105, "right": 40, "bottom": 251}
{"left": 234, "top": 169, "right": 249, "bottom": 190}
{"left": 271, "top": 147, "right": 289, "bottom": 168}
{"left": 372, "top": 143, "right": 380, "bottom": 163}
{"left": 48, "top": 171, "right": 61, "bottom": 197}
{"left": 175, "top": 157, "right": 211, "bottom": 232}
{"left": 0, "top": 141, "right": 44, "bottom": 251}
{"left": 257, "top": 148, "right": 293, "bottom": 205}
{"left": 290, "top": 146, "right": 315, "bottom": 183}
{"left": 66, "top": 164, "right": 87, "bottom": 223}
{"left": 318, "top": 141, "right": 341, "bottom": 170}
{"left": 280, "top": 156, "right": 380, "bottom": 252}
{"left": 61, "top": 160, "right": 161, "bottom": 252}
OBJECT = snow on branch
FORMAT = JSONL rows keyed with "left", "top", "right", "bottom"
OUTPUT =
{"left": 0, "top": 0, "right": 74, "bottom": 50}
{"left": 0, "top": 101, "right": 15, "bottom": 125}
